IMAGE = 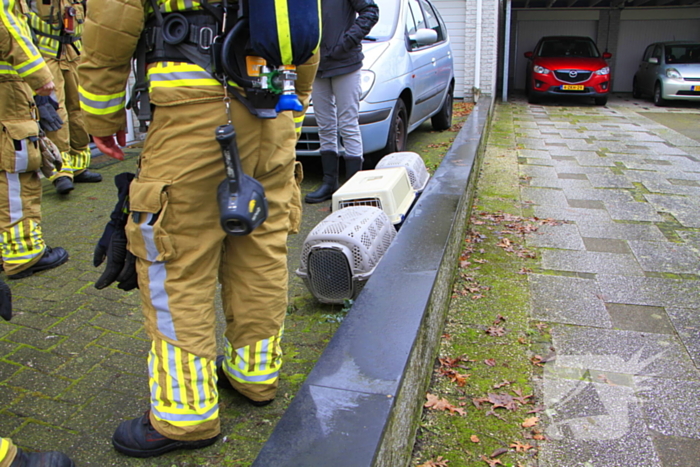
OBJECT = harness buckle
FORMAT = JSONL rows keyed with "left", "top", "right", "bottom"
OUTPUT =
{"left": 199, "top": 27, "right": 214, "bottom": 50}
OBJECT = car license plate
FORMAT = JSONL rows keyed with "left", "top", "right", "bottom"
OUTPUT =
{"left": 561, "top": 85, "right": 584, "bottom": 91}
{"left": 692, "top": 85, "right": 700, "bottom": 91}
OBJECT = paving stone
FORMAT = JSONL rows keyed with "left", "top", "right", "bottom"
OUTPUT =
{"left": 587, "top": 173, "right": 637, "bottom": 189}
{"left": 525, "top": 223, "right": 585, "bottom": 250}
{"left": 665, "top": 307, "right": 700, "bottom": 369}
{"left": 7, "top": 394, "right": 78, "bottom": 426}
{"left": 533, "top": 205, "right": 613, "bottom": 224}
{"left": 558, "top": 173, "right": 589, "bottom": 180}
{"left": 541, "top": 250, "right": 644, "bottom": 276}
{"left": 597, "top": 274, "right": 700, "bottom": 309}
{"left": 627, "top": 240, "right": 700, "bottom": 275}
{"left": 635, "top": 377, "right": 700, "bottom": 438}
{"left": 605, "top": 304, "right": 675, "bottom": 334}
{"left": 538, "top": 378, "right": 661, "bottom": 467}
{"left": 529, "top": 274, "right": 610, "bottom": 327}
{"left": 576, "top": 222, "right": 667, "bottom": 242}
{"left": 650, "top": 431, "right": 700, "bottom": 467}
{"left": 5, "top": 347, "right": 67, "bottom": 374}
{"left": 583, "top": 237, "right": 631, "bottom": 254}
{"left": 644, "top": 194, "right": 700, "bottom": 228}
{"left": 521, "top": 187, "right": 568, "bottom": 206}
{"left": 7, "top": 368, "right": 71, "bottom": 398}
{"left": 550, "top": 326, "right": 698, "bottom": 380}
{"left": 604, "top": 200, "right": 665, "bottom": 222}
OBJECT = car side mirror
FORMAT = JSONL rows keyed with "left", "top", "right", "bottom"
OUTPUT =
{"left": 524, "top": 51, "right": 533, "bottom": 59}
{"left": 648, "top": 57, "right": 659, "bottom": 64}
{"left": 603, "top": 52, "right": 612, "bottom": 59}
{"left": 409, "top": 28, "right": 438, "bottom": 46}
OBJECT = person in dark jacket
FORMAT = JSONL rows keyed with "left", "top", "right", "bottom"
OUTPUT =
{"left": 304, "top": 0, "right": 378, "bottom": 204}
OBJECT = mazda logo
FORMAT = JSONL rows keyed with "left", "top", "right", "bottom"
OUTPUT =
{"left": 569, "top": 71, "right": 578, "bottom": 78}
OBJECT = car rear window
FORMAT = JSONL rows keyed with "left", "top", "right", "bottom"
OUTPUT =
{"left": 538, "top": 38, "right": 600, "bottom": 58}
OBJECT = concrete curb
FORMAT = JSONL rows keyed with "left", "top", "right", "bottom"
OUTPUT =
{"left": 254, "top": 98, "right": 494, "bottom": 467}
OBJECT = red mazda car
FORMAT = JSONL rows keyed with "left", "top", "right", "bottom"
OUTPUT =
{"left": 524, "top": 36, "right": 612, "bottom": 106}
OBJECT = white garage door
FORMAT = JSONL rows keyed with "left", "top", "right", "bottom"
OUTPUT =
{"left": 614, "top": 17, "right": 700, "bottom": 92}
{"left": 432, "top": 0, "right": 466, "bottom": 98}
{"left": 512, "top": 15, "right": 598, "bottom": 90}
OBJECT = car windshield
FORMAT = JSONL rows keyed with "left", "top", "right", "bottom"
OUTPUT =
{"left": 538, "top": 38, "right": 600, "bottom": 58}
{"left": 665, "top": 44, "right": 700, "bottom": 64}
{"left": 364, "top": 0, "right": 400, "bottom": 42}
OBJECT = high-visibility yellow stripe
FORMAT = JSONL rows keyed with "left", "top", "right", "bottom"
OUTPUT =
{"left": 0, "top": 438, "right": 11, "bottom": 462}
{"left": 274, "top": 0, "right": 293, "bottom": 65}
{"left": 0, "top": 0, "right": 46, "bottom": 77}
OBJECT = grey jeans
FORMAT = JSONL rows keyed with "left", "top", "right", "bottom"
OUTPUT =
{"left": 312, "top": 70, "right": 363, "bottom": 160}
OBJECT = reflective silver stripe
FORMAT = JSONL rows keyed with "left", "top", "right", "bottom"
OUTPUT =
{"left": 151, "top": 404, "right": 219, "bottom": 423}
{"left": 0, "top": 62, "right": 15, "bottom": 73}
{"left": 14, "top": 138, "right": 28, "bottom": 172}
{"left": 7, "top": 172, "right": 22, "bottom": 223}
{"left": 258, "top": 338, "right": 270, "bottom": 371}
{"left": 79, "top": 93, "right": 125, "bottom": 112}
{"left": 226, "top": 365, "right": 279, "bottom": 383}
{"left": 140, "top": 213, "right": 177, "bottom": 340}
{"left": 149, "top": 69, "right": 217, "bottom": 84}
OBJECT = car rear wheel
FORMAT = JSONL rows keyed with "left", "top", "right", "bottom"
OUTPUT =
{"left": 653, "top": 82, "right": 667, "bottom": 107}
{"left": 594, "top": 96, "right": 608, "bottom": 106}
{"left": 431, "top": 83, "right": 454, "bottom": 131}
{"left": 632, "top": 78, "right": 642, "bottom": 99}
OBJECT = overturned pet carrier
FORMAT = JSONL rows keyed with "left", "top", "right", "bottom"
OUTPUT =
{"left": 296, "top": 206, "right": 396, "bottom": 304}
{"left": 332, "top": 167, "right": 415, "bottom": 226}
{"left": 375, "top": 151, "right": 430, "bottom": 193}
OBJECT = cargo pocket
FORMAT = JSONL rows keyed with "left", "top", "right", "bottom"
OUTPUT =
{"left": 289, "top": 161, "right": 304, "bottom": 234}
{"left": 0, "top": 120, "right": 42, "bottom": 173}
{"left": 125, "top": 178, "right": 175, "bottom": 262}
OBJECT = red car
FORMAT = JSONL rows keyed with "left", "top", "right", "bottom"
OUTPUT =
{"left": 524, "top": 36, "right": 612, "bottom": 106}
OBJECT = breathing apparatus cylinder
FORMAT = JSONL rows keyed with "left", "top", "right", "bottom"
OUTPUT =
{"left": 221, "top": 0, "right": 321, "bottom": 113}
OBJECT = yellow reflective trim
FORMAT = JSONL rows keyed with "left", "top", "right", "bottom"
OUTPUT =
{"left": 174, "top": 345, "right": 186, "bottom": 408}
{"left": 0, "top": 438, "right": 10, "bottom": 461}
{"left": 78, "top": 85, "right": 126, "bottom": 101}
{"left": 187, "top": 354, "right": 200, "bottom": 410}
{"left": 149, "top": 79, "right": 219, "bottom": 88}
{"left": 162, "top": 340, "right": 174, "bottom": 410}
{"left": 149, "top": 345, "right": 165, "bottom": 414}
{"left": 0, "top": 0, "right": 44, "bottom": 72}
{"left": 274, "top": 0, "right": 293, "bottom": 65}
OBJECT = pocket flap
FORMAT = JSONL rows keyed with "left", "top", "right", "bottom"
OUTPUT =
{"left": 2, "top": 120, "right": 40, "bottom": 141}
{"left": 129, "top": 178, "right": 170, "bottom": 213}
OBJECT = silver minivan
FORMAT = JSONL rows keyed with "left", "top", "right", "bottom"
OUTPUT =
{"left": 632, "top": 41, "right": 700, "bottom": 106}
{"left": 295, "top": 0, "right": 455, "bottom": 167}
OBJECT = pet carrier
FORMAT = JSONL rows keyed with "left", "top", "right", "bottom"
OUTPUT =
{"left": 375, "top": 151, "right": 430, "bottom": 193}
{"left": 296, "top": 206, "right": 396, "bottom": 304}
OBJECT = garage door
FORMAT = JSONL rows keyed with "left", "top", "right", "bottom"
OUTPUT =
{"left": 432, "top": 0, "right": 466, "bottom": 98}
{"left": 512, "top": 15, "right": 598, "bottom": 90}
{"left": 614, "top": 17, "right": 700, "bottom": 92}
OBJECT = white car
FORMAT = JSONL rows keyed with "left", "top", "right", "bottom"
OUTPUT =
{"left": 632, "top": 41, "right": 700, "bottom": 106}
{"left": 295, "top": 0, "right": 455, "bottom": 167}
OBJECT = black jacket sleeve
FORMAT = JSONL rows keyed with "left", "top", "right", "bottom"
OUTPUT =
{"left": 335, "top": 1, "right": 379, "bottom": 57}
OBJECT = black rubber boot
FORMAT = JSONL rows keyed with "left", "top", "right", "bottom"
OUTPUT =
{"left": 344, "top": 157, "right": 363, "bottom": 182}
{"left": 305, "top": 151, "right": 339, "bottom": 204}
{"left": 112, "top": 411, "right": 218, "bottom": 458}
{"left": 9, "top": 448, "right": 75, "bottom": 467}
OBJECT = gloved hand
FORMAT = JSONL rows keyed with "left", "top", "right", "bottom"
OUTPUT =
{"left": 0, "top": 278, "right": 12, "bottom": 321}
{"left": 34, "top": 95, "right": 63, "bottom": 133}
{"left": 94, "top": 172, "right": 138, "bottom": 291}
{"left": 38, "top": 134, "right": 63, "bottom": 178}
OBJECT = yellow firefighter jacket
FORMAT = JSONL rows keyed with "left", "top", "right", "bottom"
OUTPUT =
{"left": 26, "top": 0, "right": 84, "bottom": 60}
{"left": 0, "top": 0, "right": 53, "bottom": 98}
{"left": 78, "top": 0, "right": 314, "bottom": 138}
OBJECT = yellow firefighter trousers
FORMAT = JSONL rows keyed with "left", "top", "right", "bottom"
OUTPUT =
{"left": 0, "top": 437, "right": 17, "bottom": 467}
{"left": 44, "top": 54, "right": 91, "bottom": 180}
{"left": 0, "top": 81, "right": 46, "bottom": 275}
{"left": 126, "top": 97, "right": 298, "bottom": 441}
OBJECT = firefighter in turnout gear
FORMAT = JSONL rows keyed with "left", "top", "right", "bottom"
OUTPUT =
{"left": 26, "top": 0, "right": 102, "bottom": 195}
{"left": 0, "top": 0, "right": 69, "bottom": 279}
{"left": 79, "top": 0, "right": 319, "bottom": 457}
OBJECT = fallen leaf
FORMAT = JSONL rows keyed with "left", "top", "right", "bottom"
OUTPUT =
{"left": 510, "top": 441, "right": 535, "bottom": 452}
{"left": 490, "top": 447, "right": 509, "bottom": 457}
{"left": 522, "top": 416, "right": 539, "bottom": 428}
{"left": 480, "top": 455, "right": 504, "bottom": 466}
{"left": 418, "top": 456, "right": 449, "bottom": 467}
{"left": 486, "top": 326, "right": 506, "bottom": 337}
{"left": 470, "top": 435, "right": 480, "bottom": 443}
{"left": 484, "top": 358, "right": 496, "bottom": 367}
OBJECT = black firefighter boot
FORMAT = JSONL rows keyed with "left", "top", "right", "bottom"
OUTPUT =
{"left": 344, "top": 157, "right": 363, "bottom": 182}
{"left": 305, "top": 150, "right": 339, "bottom": 204}
{"left": 9, "top": 448, "right": 75, "bottom": 466}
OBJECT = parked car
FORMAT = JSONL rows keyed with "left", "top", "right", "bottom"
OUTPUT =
{"left": 632, "top": 41, "right": 700, "bottom": 106}
{"left": 524, "top": 36, "right": 612, "bottom": 106}
{"left": 295, "top": 0, "right": 455, "bottom": 167}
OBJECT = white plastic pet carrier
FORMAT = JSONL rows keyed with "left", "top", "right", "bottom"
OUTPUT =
{"left": 375, "top": 151, "right": 430, "bottom": 193}
{"left": 332, "top": 167, "right": 415, "bottom": 225}
{"left": 296, "top": 206, "right": 397, "bottom": 304}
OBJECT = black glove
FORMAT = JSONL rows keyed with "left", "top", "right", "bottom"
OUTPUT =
{"left": 94, "top": 172, "right": 138, "bottom": 291}
{"left": 34, "top": 95, "right": 63, "bottom": 133}
{"left": 0, "top": 278, "right": 12, "bottom": 321}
